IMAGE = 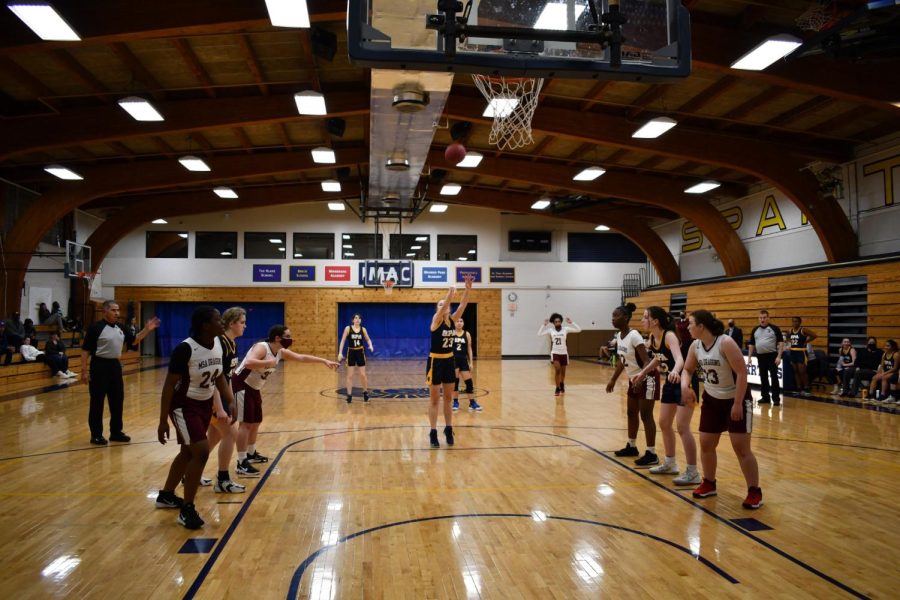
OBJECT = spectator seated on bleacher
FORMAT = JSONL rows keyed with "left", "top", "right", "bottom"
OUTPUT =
{"left": 5, "top": 312, "right": 25, "bottom": 349}
{"left": 844, "top": 337, "right": 883, "bottom": 398}
{"left": 19, "top": 336, "right": 77, "bottom": 381}
{"left": 44, "top": 331, "right": 77, "bottom": 378}
{"left": 42, "top": 301, "right": 67, "bottom": 331}
{"left": 0, "top": 321, "right": 13, "bottom": 366}
{"left": 23, "top": 318, "right": 37, "bottom": 341}
{"left": 806, "top": 348, "right": 830, "bottom": 390}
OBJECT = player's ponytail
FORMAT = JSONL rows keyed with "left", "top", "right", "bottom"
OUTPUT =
{"left": 647, "top": 305, "right": 672, "bottom": 330}
{"left": 692, "top": 309, "right": 725, "bottom": 336}
{"left": 617, "top": 302, "right": 637, "bottom": 319}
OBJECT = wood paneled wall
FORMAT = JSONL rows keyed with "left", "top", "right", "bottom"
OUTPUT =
{"left": 115, "top": 287, "right": 502, "bottom": 358}
{"left": 625, "top": 260, "right": 900, "bottom": 348}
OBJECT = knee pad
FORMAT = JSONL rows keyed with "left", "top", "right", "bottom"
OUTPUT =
{"left": 465, "top": 379, "right": 474, "bottom": 394}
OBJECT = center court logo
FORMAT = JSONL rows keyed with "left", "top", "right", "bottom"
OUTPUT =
{"left": 321, "top": 387, "right": 488, "bottom": 400}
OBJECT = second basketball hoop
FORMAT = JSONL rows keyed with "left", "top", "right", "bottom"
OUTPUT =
{"left": 383, "top": 278, "right": 396, "bottom": 296}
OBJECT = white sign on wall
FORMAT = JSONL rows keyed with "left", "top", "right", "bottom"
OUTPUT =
{"left": 745, "top": 356, "right": 785, "bottom": 387}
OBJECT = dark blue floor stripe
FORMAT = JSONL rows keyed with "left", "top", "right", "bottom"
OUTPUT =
{"left": 286, "top": 443, "right": 578, "bottom": 453}
{"left": 285, "top": 513, "right": 738, "bottom": 599}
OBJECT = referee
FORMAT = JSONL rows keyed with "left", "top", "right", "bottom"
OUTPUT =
{"left": 81, "top": 300, "right": 160, "bottom": 445}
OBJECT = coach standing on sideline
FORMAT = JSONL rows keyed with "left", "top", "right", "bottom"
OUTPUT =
{"left": 747, "top": 309, "right": 784, "bottom": 406}
{"left": 81, "top": 300, "right": 160, "bottom": 445}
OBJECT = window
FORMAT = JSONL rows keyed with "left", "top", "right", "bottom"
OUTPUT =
{"left": 509, "top": 230, "right": 551, "bottom": 252}
{"left": 437, "top": 235, "right": 477, "bottom": 261}
{"left": 195, "top": 231, "right": 237, "bottom": 258}
{"left": 245, "top": 232, "right": 287, "bottom": 259}
{"left": 389, "top": 234, "right": 430, "bottom": 260}
{"left": 292, "top": 233, "right": 334, "bottom": 259}
{"left": 341, "top": 233, "right": 382, "bottom": 259}
{"left": 146, "top": 231, "right": 188, "bottom": 258}
{"left": 567, "top": 232, "right": 646, "bottom": 263}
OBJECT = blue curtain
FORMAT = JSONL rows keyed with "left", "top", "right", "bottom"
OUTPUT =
{"left": 152, "top": 302, "right": 285, "bottom": 358}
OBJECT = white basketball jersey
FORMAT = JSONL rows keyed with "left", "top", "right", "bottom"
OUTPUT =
{"left": 615, "top": 329, "right": 646, "bottom": 378}
{"left": 693, "top": 335, "right": 737, "bottom": 399}
{"left": 234, "top": 341, "right": 282, "bottom": 390}
{"left": 177, "top": 337, "right": 223, "bottom": 401}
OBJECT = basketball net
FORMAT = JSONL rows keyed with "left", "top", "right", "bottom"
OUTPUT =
{"left": 472, "top": 75, "right": 544, "bottom": 150}
{"left": 383, "top": 279, "right": 395, "bottom": 296}
{"left": 795, "top": 1, "right": 832, "bottom": 32}
{"left": 78, "top": 271, "right": 103, "bottom": 301}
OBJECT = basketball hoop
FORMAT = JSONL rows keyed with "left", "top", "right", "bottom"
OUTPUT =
{"left": 77, "top": 271, "right": 102, "bottom": 300}
{"left": 472, "top": 75, "right": 544, "bottom": 151}
{"left": 383, "top": 279, "right": 395, "bottom": 296}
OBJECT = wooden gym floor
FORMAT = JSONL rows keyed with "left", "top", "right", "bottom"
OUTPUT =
{"left": 0, "top": 358, "right": 896, "bottom": 599}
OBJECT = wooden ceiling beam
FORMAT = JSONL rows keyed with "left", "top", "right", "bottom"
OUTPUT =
{"left": 232, "top": 127, "right": 254, "bottom": 152}
{"left": 0, "top": 56, "right": 55, "bottom": 99}
{"left": 110, "top": 42, "right": 165, "bottom": 100}
{"left": 50, "top": 49, "right": 110, "bottom": 102}
{"left": 718, "top": 86, "right": 790, "bottom": 126}
{"left": 171, "top": 38, "right": 215, "bottom": 98}
{"left": 766, "top": 97, "right": 834, "bottom": 128}
{"left": 579, "top": 81, "right": 614, "bottom": 111}
{"left": 235, "top": 34, "right": 269, "bottom": 96}
{"left": 809, "top": 105, "right": 873, "bottom": 135}
{"left": 677, "top": 75, "right": 738, "bottom": 115}
{"left": 627, "top": 84, "right": 668, "bottom": 119}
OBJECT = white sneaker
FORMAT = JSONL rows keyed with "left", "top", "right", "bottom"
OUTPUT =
{"left": 831, "top": 385, "right": 840, "bottom": 395}
{"left": 55, "top": 372, "right": 68, "bottom": 380}
{"left": 214, "top": 479, "right": 246, "bottom": 493}
{"left": 884, "top": 396, "right": 897, "bottom": 404}
{"left": 65, "top": 370, "right": 78, "bottom": 378}
{"left": 199, "top": 477, "right": 213, "bottom": 487}
{"left": 673, "top": 470, "right": 702, "bottom": 486}
{"left": 649, "top": 461, "right": 679, "bottom": 475}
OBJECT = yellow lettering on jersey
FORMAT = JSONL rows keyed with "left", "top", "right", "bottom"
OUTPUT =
{"left": 681, "top": 221, "right": 703, "bottom": 252}
{"left": 863, "top": 154, "right": 900, "bottom": 206}
{"left": 756, "top": 195, "right": 786, "bottom": 236}
{"left": 721, "top": 207, "right": 742, "bottom": 230}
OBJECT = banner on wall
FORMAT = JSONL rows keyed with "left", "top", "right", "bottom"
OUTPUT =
{"left": 359, "top": 260, "right": 414, "bottom": 287}
{"left": 456, "top": 267, "right": 482, "bottom": 283}
{"left": 489, "top": 267, "right": 515, "bottom": 283}
{"left": 289, "top": 266, "right": 315, "bottom": 281}
{"left": 745, "top": 356, "right": 784, "bottom": 387}
{"left": 422, "top": 267, "right": 447, "bottom": 283}
{"left": 325, "top": 266, "right": 351, "bottom": 281}
{"left": 252, "top": 264, "right": 281, "bottom": 282}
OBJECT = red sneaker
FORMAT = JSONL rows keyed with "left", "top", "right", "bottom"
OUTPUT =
{"left": 742, "top": 486, "right": 763, "bottom": 509}
{"left": 692, "top": 479, "right": 717, "bottom": 498}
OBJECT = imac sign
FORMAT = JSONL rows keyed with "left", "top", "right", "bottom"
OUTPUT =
{"left": 359, "top": 260, "right": 414, "bottom": 287}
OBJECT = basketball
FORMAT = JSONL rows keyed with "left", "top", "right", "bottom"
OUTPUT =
{"left": 445, "top": 142, "right": 467, "bottom": 164}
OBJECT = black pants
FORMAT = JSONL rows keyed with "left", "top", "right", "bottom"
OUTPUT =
{"left": 1, "top": 348, "right": 12, "bottom": 366}
{"left": 847, "top": 368, "right": 877, "bottom": 396}
{"left": 40, "top": 353, "right": 68, "bottom": 375}
{"left": 757, "top": 352, "right": 781, "bottom": 402}
{"left": 88, "top": 358, "right": 124, "bottom": 437}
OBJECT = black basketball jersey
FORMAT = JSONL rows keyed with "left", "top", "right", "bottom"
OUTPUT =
{"left": 452, "top": 330, "right": 469, "bottom": 360}
{"left": 789, "top": 327, "right": 807, "bottom": 349}
{"left": 649, "top": 331, "right": 675, "bottom": 374}
{"left": 839, "top": 346, "right": 853, "bottom": 365}
{"left": 431, "top": 318, "right": 455, "bottom": 355}
{"left": 219, "top": 334, "right": 238, "bottom": 382}
{"left": 349, "top": 326, "right": 364, "bottom": 349}
{"left": 884, "top": 352, "right": 897, "bottom": 371}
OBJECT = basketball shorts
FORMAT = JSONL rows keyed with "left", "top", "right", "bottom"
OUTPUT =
{"left": 426, "top": 354, "right": 456, "bottom": 385}
{"left": 660, "top": 380, "right": 683, "bottom": 405}
{"left": 551, "top": 353, "right": 569, "bottom": 366}
{"left": 627, "top": 371, "right": 660, "bottom": 402}
{"left": 789, "top": 349, "right": 808, "bottom": 364}
{"left": 699, "top": 389, "right": 753, "bottom": 434}
{"left": 347, "top": 348, "right": 366, "bottom": 367}
{"left": 232, "top": 379, "right": 263, "bottom": 424}
{"left": 454, "top": 355, "right": 470, "bottom": 372}
{"left": 170, "top": 396, "right": 212, "bottom": 445}
{"left": 888, "top": 372, "right": 899, "bottom": 385}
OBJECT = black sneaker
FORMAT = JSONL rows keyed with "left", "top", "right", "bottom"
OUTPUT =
{"left": 614, "top": 444, "right": 639, "bottom": 457}
{"left": 554, "top": 386, "right": 561, "bottom": 397}
{"left": 155, "top": 490, "right": 184, "bottom": 509}
{"left": 90, "top": 436, "right": 108, "bottom": 446}
{"left": 429, "top": 429, "right": 440, "bottom": 448}
{"left": 635, "top": 451, "right": 659, "bottom": 466}
{"left": 236, "top": 459, "right": 261, "bottom": 477}
{"left": 109, "top": 432, "right": 131, "bottom": 443}
{"left": 363, "top": 391, "right": 369, "bottom": 402}
{"left": 559, "top": 383, "right": 565, "bottom": 393}
{"left": 177, "top": 503, "right": 205, "bottom": 530}
{"left": 346, "top": 394, "right": 352, "bottom": 403}
{"left": 758, "top": 398, "right": 771, "bottom": 404}
{"left": 444, "top": 426, "right": 454, "bottom": 447}
{"left": 247, "top": 450, "right": 268, "bottom": 464}
{"left": 773, "top": 399, "right": 781, "bottom": 406}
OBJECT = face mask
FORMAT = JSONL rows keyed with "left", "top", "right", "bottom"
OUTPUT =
{"left": 280, "top": 338, "right": 293, "bottom": 349}
{"left": 868, "top": 342, "right": 876, "bottom": 349}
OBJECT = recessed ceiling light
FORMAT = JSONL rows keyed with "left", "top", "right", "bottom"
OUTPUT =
{"left": 534, "top": 2, "right": 588, "bottom": 30}
{"left": 178, "top": 155, "right": 211, "bottom": 171}
{"left": 178, "top": 233, "right": 188, "bottom": 239}
{"left": 44, "top": 165, "right": 83, "bottom": 180}
{"left": 467, "top": 249, "right": 476, "bottom": 254}
{"left": 457, "top": 152, "right": 484, "bottom": 168}
{"left": 7, "top": 2, "right": 80, "bottom": 41}
{"left": 264, "top": 0, "right": 310, "bottom": 27}
{"left": 294, "top": 253, "right": 303, "bottom": 257}
{"left": 573, "top": 167, "right": 606, "bottom": 181}
{"left": 430, "top": 203, "right": 449, "bottom": 213}
{"left": 595, "top": 225, "right": 610, "bottom": 231}
{"left": 410, "top": 245, "right": 422, "bottom": 250}
{"left": 213, "top": 187, "right": 238, "bottom": 199}
{"left": 327, "top": 202, "right": 345, "bottom": 211}
{"left": 531, "top": 199, "right": 551, "bottom": 210}
{"left": 269, "top": 238, "right": 283, "bottom": 244}
{"left": 440, "top": 183, "right": 461, "bottom": 196}
{"left": 321, "top": 180, "right": 341, "bottom": 192}
{"left": 342, "top": 244, "right": 352, "bottom": 249}
{"left": 294, "top": 90, "right": 326, "bottom": 115}
{"left": 311, "top": 147, "right": 336, "bottom": 164}
{"left": 277, "top": 247, "right": 285, "bottom": 251}
{"left": 458, "top": 257, "right": 468, "bottom": 261}
{"left": 632, "top": 117, "right": 677, "bottom": 139}
{"left": 151, "top": 219, "right": 168, "bottom": 225}
{"left": 406, "top": 253, "right": 416, "bottom": 257}
{"left": 415, "top": 236, "right": 428, "bottom": 241}
{"left": 117, "top": 96, "right": 164, "bottom": 121}
{"left": 685, "top": 180, "right": 721, "bottom": 194}
{"left": 730, "top": 34, "right": 802, "bottom": 71}
{"left": 345, "top": 252, "right": 355, "bottom": 257}
{"left": 483, "top": 98, "right": 518, "bottom": 118}
{"left": 342, "top": 234, "right": 350, "bottom": 240}
{"left": 220, "top": 251, "right": 232, "bottom": 256}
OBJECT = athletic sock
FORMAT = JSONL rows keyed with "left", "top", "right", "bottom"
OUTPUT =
{"left": 627, "top": 439, "right": 636, "bottom": 447}
{"left": 218, "top": 470, "right": 229, "bottom": 481}
{"left": 686, "top": 464, "right": 697, "bottom": 473}
{"left": 238, "top": 452, "right": 247, "bottom": 461}
{"left": 248, "top": 445, "right": 256, "bottom": 455}
{"left": 647, "top": 446, "right": 656, "bottom": 454}
{"left": 665, "top": 456, "right": 676, "bottom": 464}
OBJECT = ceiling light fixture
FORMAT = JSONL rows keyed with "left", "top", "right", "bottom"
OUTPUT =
{"left": 220, "top": 251, "right": 232, "bottom": 256}
{"left": 178, "top": 233, "right": 188, "bottom": 239}
{"left": 467, "top": 249, "right": 476, "bottom": 254}
{"left": 151, "top": 219, "right": 168, "bottom": 225}
{"left": 458, "top": 256, "right": 468, "bottom": 261}
{"left": 595, "top": 225, "right": 610, "bottom": 231}
{"left": 7, "top": 2, "right": 80, "bottom": 40}
{"left": 730, "top": 34, "right": 802, "bottom": 71}
{"left": 321, "top": 180, "right": 341, "bottom": 192}
{"left": 311, "top": 147, "right": 336, "bottom": 164}
{"left": 178, "top": 155, "right": 211, "bottom": 171}
{"left": 483, "top": 98, "right": 519, "bottom": 118}
{"left": 117, "top": 96, "right": 164, "bottom": 121}
{"left": 342, "top": 244, "right": 352, "bottom": 249}
{"left": 269, "top": 238, "right": 283, "bottom": 244}
{"left": 685, "top": 180, "right": 721, "bottom": 194}
{"left": 327, "top": 202, "right": 345, "bottom": 211}
{"left": 440, "top": 183, "right": 461, "bottom": 196}
{"left": 531, "top": 199, "right": 551, "bottom": 210}
{"left": 430, "top": 203, "right": 448, "bottom": 213}
{"left": 457, "top": 152, "right": 484, "bottom": 168}
{"left": 410, "top": 245, "right": 422, "bottom": 250}
{"left": 294, "top": 90, "right": 327, "bottom": 115}
{"left": 415, "top": 236, "right": 428, "bottom": 241}
{"left": 213, "top": 187, "right": 238, "bottom": 199}
{"left": 264, "top": 0, "right": 310, "bottom": 28}
{"left": 632, "top": 117, "right": 677, "bottom": 139}
{"left": 573, "top": 167, "right": 606, "bottom": 181}
{"left": 44, "top": 165, "right": 83, "bottom": 180}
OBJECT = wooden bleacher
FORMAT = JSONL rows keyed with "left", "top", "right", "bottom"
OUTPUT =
{"left": 0, "top": 348, "right": 143, "bottom": 398}
{"left": 32, "top": 324, "right": 83, "bottom": 347}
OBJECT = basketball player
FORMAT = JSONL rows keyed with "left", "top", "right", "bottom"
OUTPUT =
{"left": 155, "top": 306, "right": 235, "bottom": 529}
{"left": 869, "top": 339, "right": 899, "bottom": 402}
{"left": 427, "top": 275, "right": 473, "bottom": 448}
{"left": 337, "top": 313, "right": 374, "bottom": 403}
{"left": 634, "top": 306, "right": 700, "bottom": 485}
{"left": 451, "top": 317, "right": 481, "bottom": 412}
{"left": 233, "top": 325, "right": 339, "bottom": 476}
{"left": 788, "top": 316, "right": 817, "bottom": 396}
{"left": 606, "top": 303, "right": 658, "bottom": 466}
{"left": 202, "top": 306, "right": 246, "bottom": 493}
{"left": 681, "top": 310, "right": 762, "bottom": 509}
{"left": 537, "top": 313, "right": 582, "bottom": 396}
